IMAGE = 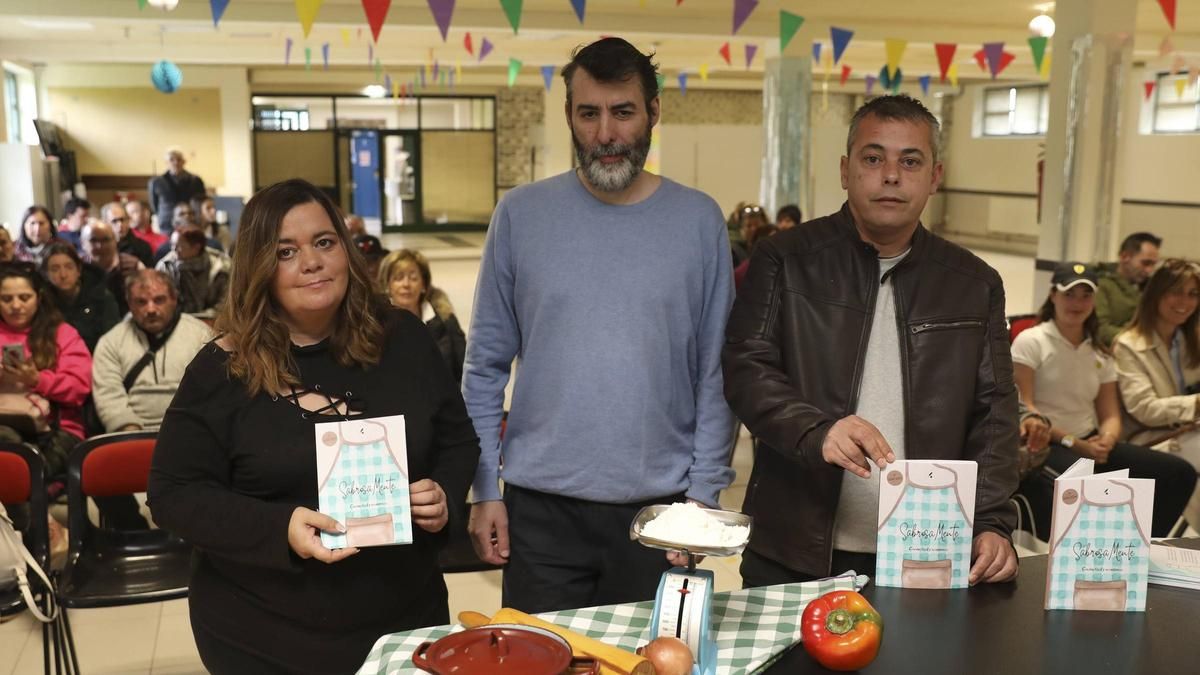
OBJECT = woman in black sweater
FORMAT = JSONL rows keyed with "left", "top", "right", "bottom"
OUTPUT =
{"left": 147, "top": 179, "right": 479, "bottom": 674}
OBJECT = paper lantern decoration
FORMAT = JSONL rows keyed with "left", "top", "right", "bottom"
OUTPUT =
{"left": 150, "top": 60, "right": 183, "bottom": 93}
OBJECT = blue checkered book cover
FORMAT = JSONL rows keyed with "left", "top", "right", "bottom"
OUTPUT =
{"left": 1045, "top": 459, "right": 1153, "bottom": 612}
{"left": 876, "top": 460, "right": 977, "bottom": 589}
{"left": 314, "top": 416, "right": 413, "bottom": 550}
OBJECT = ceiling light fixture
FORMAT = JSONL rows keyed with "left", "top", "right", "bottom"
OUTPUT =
{"left": 1029, "top": 14, "right": 1055, "bottom": 38}
{"left": 147, "top": 0, "right": 181, "bottom": 9}
{"left": 363, "top": 85, "right": 386, "bottom": 98}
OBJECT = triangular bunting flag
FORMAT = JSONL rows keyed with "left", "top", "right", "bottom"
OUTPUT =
{"left": 439, "top": 69, "right": 446, "bottom": 86}
{"left": 139, "top": 0, "right": 148, "bottom": 9}
{"left": 322, "top": 43, "right": 329, "bottom": 69}
{"left": 1039, "top": 53, "right": 1051, "bottom": 79}
{"left": 1144, "top": 81, "right": 1156, "bottom": 101}
{"left": 1160, "top": 35, "right": 1174, "bottom": 58}
{"left": 392, "top": 79, "right": 400, "bottom": 99}
{"left": 501, "top": 0, "right": 523, "bottom": 34}
{"left": 780, "top": 11, "right": 803, "bottom": 51}
{"left": 732, "top": 0, "right": 758, "bottom": 35}
{"left": 507, "top": 58, "right": 522, "bottom": 87}
{"left": 385, "top": 74, "right": 392, "bottom": 94}
{"left": 879, "top": 65, "right": 902, "bottom": 92}
{"left": 541, "top": 65, "right": 555, "bottom": 91}
{"left": 994, "top": 51, "right": 1015, "bottom": 78}
{"left": 305, "top": 47, "right": 311, "bottom": 70}
{"left": 1172, "top": 54, "right": 1186, "bottom": 74}
{"left": 375, "top": 58, "right": 383, "bottom": 81}
{"left": 341, "top": 28, "right": 350, "bottom": 45}
{"left": 294, "top": 0, "right": 322, "bottom": 39}
{"left": 830, "top": 27, "right": 853, "bottom": 64}
{"left": 362, "top": 0, "right": 391, "bottom": 43}
{"left": 919, "top": 74, "right": 931, "bottom": 96}
{"left": 284, "top": 37, "right": 293, "bottom": 65}
{"left": 1190, "top": 65, "right": 1200, "bottom": 87}
{"left": 426, "top": 0, "right": 455, "bottom": 41}
{"left": 699, "top": 64, "right": 709, "bottom": 82}
{"left": 1158, "top": 0, "right": 1177, "bottom": 30}
{"left": 973, "top": 48, "right": 987, "bottom": 71}
{"left": 479, "top": 37, "right": 494, "bottom": 62}
{"left": 456, "top": 61, "right": 462, "bottom": 80}
{"left": 433, "top": 61, "right": 440, "bottom": 79}
{"left": 812, "top": 41, "right": 821, "bottom": 63}
{"left": 678, "top": 72, "right": 688, "bottom": 96}
{"left": 210, "top": 0, "right": 230, "bottom": 27}
{"left": 982, "top": 42, "right": 1005, "bottom": 78}
{"left": 948, "top": 63, "right": 959, "bottom": 87}
{"left": 935, "top": 43, "right": 956, "bottom": 83}
{"left": 1175, "top": 77, "right": 1187, "bottom": 99}
{"left": 840, "top": 64, "right": 851, "bottom": 86}
{"left": 884, "top": 39, "right": 907, "bottom": 79}
{"left": 570, "top": 0, "right": 586, "bottom": 24}
{"left": 1028, "top": 36, "right": 1048, "bottom": 74}
{"left": 745, "top": 44, "right": 758, "bottom": 69}
{"left": 719, "top": 42, "right": 732, "bottom": 66}
{"left": 865, "top": 74, "right": 876, "bottom": 96}
{"left": 656, "top": 73, "right": 666, "bottom": 93}
{"left": 464, "top": 32, "right": 474, "bottom": 56}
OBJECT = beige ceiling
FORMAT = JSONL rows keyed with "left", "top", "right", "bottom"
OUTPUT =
{"left": 0, "top": 0, "right": 1195, "bottom": 85}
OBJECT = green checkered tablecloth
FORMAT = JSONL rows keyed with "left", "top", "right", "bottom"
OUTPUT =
{"left": 357, "top": 572, "right": 867, "bottom": 674}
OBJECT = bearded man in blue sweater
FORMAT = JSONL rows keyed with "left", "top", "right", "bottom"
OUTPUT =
{"left": 464, "top": 37, "right": 736, "bottom": 613}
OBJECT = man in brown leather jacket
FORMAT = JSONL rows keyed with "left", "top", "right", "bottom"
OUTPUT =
{"left": 723, "top": 95, "right": 1020, "bottom": 587}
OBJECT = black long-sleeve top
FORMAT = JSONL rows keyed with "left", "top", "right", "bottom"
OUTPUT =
{"left": 147, "top": 308, "right": 480, "bottom": 674}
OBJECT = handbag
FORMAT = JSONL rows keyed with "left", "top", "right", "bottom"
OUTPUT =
{"left": 0, "top": 392, "right": 52, "bottom": 438}
{"left": 0, "top": 502, "right": 57, "bottom": 622}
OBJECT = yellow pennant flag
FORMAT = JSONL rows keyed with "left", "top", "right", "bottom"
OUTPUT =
{"left": 1175, "top": 77, "right": 1188, "bottom": 100}
{"left": 392, "top": 81, "right": 400, "bottom": 99}
{"left": 340, "top": 28, "right": 350, "bottom": 46}
{"left": 948, "top": 62, "right": 959, "bottom": 88}
{"left": 884, "top": 38, "right": 907, "bottom": 79}
{"left": 699, "top": 64, "right": 709, "bottom": 82}
{"left": 294, "top": 0, "right": 323, "bottom": 39}
{"left": 456, "top": 62, "right": 463, "bottom": 81}
{"left": 1040, "top": 53, "right": 1052, "bottom": 79}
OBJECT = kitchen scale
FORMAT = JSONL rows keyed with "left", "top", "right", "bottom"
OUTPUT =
{"left": 630, "top": 505, "right": 753, "bottom": 675}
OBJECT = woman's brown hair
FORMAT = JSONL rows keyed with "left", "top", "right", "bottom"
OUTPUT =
{"left": 0, "top": 262, "right": 64, "bottom": 370}
{"left": 1128, "top": 258, "right": 1200, "bottom": 368}
{"left": 214, "top": 179, "right": 386, "bottom": 396}
{"left": 1037, "top": 286, "right": 1110, "bottom": 356}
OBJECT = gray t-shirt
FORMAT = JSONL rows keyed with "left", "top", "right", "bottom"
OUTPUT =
{"left": 832, "top": 250, "right": 910, "bottom": 554}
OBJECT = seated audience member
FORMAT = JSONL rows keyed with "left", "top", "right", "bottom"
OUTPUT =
{"left": 345, "top": 213, "right": 367, "bottom": 237}
{"left": 1012, "top": 262, "right": 1195, "bottom": 540}
{"left": 155, "top": 226, "right": 231, "bottom": 315}
{"left": 1096, "top": 232, "right": 1161, "bottom": 347}
{"left": 775, "top": 204, "right": 802, "bottom": 231}
{"left": 155, "top": 202, "right": 222, "bottom": 262}
{"left": 0, "top": 263, "right": 91, "bottom": 477}
{"left": 1113, "top": 259, "right": 1200, "bottom": 527}
{"left": 15, "top": 206, "right": 64, "bottom": 266}
{"left": 42, "top": 242, "right": 120, "bottom": 352}
{"left": 730, "top": 204, "right": 768, "bottom": 267}
{"left": 355, "top": 234, "right": 388, "bottom": 290}
{"left": 193, "top": 195, "right": 232, "bottom": 252}
{"left": 0, "top": 227, "right": 14, "bottom": 262}
{"left": 379, "top": 249, "right": 466, "bottom": 382}
{"left": 101, "top": 201, "right": 154, "bottom": 268}
{"left": 127, "top": 199, "right": 168, "bottom": 253}
{"left": 83, "top": 219, "right": 140, "bottom": 316}
{"left": 734, "top": 224, "right": 778, "bottom": 294}
{"left": 57, "top": 196, "right": 90, "bottom": 251}
{"left": 92, "top": 270, "right": 211, "bottom": 432}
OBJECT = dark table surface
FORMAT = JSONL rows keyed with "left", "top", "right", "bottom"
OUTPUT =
{"left": 767, "top": 540, "right": 1200, "bottom": 674}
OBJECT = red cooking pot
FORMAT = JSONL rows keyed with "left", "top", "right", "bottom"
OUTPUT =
{"left": 412, "top": 624, "right": 600, "bottom": 675}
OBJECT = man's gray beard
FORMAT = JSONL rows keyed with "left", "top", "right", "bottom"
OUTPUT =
{"left": 574, "top": 132, "right": 651, "bottom": 193}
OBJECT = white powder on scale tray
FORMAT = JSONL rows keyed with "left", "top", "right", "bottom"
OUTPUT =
{"left": 641, "top": 502, "right": 749, "bottom": 548}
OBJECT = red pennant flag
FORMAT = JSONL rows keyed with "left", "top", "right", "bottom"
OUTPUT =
{"left": 1158, "top": 0, "right": 1177, "bottom": 30}
{"left": 935, "top": 43, "right": 956, "bottom": 83}
{"left": 362, "top": 0, "right": 391, "bottom": 43}
{"left": 464, "top": 31, "right": 474, "bottom": 56}
{"left": 719, "top": 42, "right": 732, "bottom": 66}
{"left": 840, "top": 64, "right": 851, "bottom": 86}
{"left": 1144, "top": 81, "right": 1157, "bottom": 101}
{"left": 994, "top": 50, "right": 1016, "bottom": 78}
{"left": 973, "top": 48, "right": 987, "bottom": 72}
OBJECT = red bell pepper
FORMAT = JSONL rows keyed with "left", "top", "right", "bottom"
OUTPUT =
{"left": 801, "top": 590, "right": 883, "bottom": 671}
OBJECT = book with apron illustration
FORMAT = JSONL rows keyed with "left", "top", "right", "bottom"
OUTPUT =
{"left": 315, "top": 415, "right": 412, "bottom": 549}
{"left": 876, "top": 460, "right": 977, "bottom": 589}
{"left": 1045, "top": 458, "right": 1154, "bottom": 612}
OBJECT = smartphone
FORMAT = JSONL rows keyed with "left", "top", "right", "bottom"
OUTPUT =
{"left": 2, "top": 343, "right": 24, "bottom": 367}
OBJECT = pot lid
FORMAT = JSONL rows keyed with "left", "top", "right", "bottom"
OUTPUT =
{"left": 415, "top": 625, "right": 573, "bottom": 674}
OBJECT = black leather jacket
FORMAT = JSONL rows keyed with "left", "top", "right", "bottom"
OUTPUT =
{"left": 722, "top": 203, "right": 1019, "bottom": 576}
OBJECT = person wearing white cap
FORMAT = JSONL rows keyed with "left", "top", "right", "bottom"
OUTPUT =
{"left": 1010, "top": 261, "right": 1195, "bottom": 541}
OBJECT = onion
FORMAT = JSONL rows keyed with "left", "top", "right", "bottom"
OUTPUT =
{"left": 640, "top": 637, "right": 694, "bottom": 675}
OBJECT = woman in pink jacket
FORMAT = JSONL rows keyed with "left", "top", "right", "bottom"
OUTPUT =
{"left": 0, "top": 261, "right": 91, "bottom": 476}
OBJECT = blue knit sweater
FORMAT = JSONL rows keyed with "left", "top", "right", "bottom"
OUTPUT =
{"left": 464, "top": 171, "right": 736, "bottom": 506}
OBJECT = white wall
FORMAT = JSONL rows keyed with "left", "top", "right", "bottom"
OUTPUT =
{"left": 659, "top": 124, "right": 763, "bottom": 217}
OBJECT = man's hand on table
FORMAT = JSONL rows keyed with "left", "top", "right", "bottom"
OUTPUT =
{"left": 969, "top": 531, "right": 1018, "bottom": 585}
{"left": 469, "top": 500, "right": 510, "bottom": 565}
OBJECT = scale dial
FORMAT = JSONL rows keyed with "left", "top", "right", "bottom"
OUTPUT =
{"left": 655, "top": 572, "right": 710, "bottom": 657}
